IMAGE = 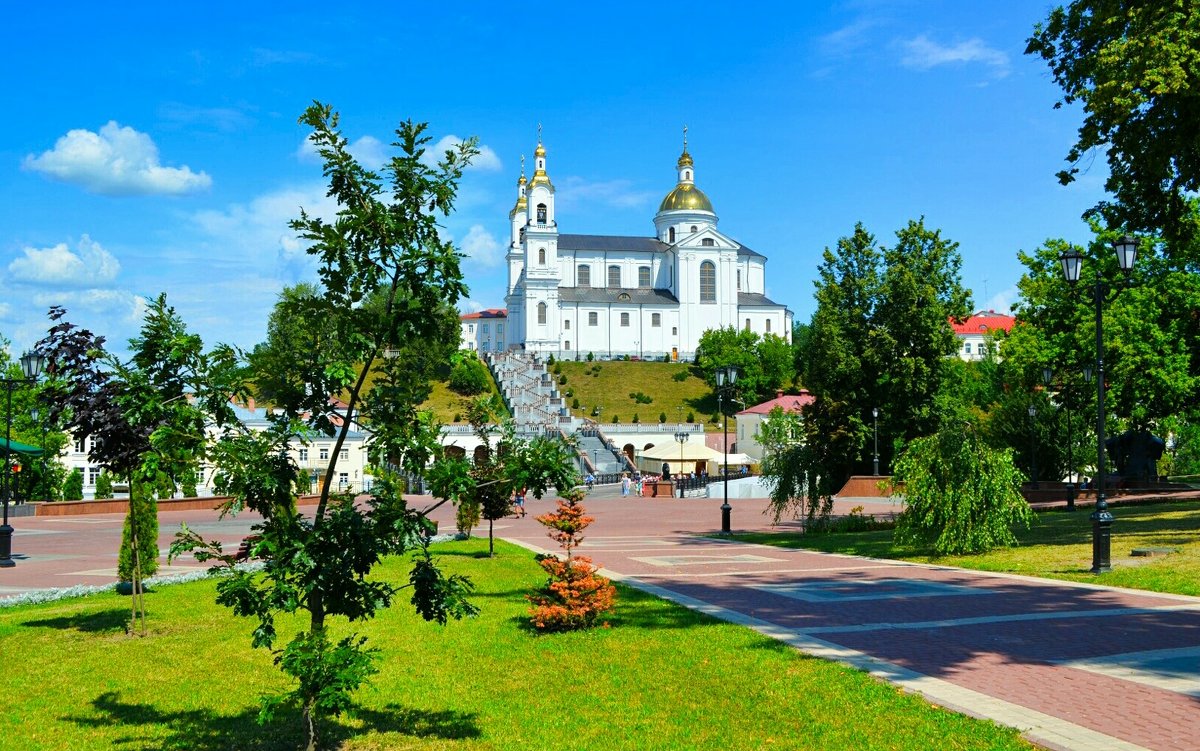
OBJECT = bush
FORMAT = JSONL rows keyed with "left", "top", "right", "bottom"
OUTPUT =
{"left": 449, "top": 358, "right": 490, "bottom": 395}
{"left": 662, "top": 354, "right": 672, "bottom": 362}
{"left": 587, "top": 352, "right": 595, "bottom": 362}
{"left": 611, "top": 415, "right": 619, "bottom": 424}
{"left": 686, "top": 412, "right": 695, "bottom": 423}
{"left": 672, "top": 371, "right": 689, "bottom": 382}
{"left": 118, "top": 475, "right": 160, "bottom": 581}
{"left": 180, "top": 471, "right": 198, "bottom": 498}
{"left": 64, "top": 468, "right": 83, "bottom": 500}
{"left": 893, "top": 424, "right": 1033, "bottom": 555}
{"left": 547, "top": 354, "right": 555, "bottom": 365}
{"left": 632, "top": 413, "right": 640, "bottom": 424}
{"left": 94, "top": 471, "right": 114, "bottom": 500}
{"left": 659, "top": 412, "right": 667, "bottom": 423}
{"left": 558, "top": 374, "right": 567, "bottom": 385}
{"left": 528, "top": 489, "right": 615, "bottom": 631}
{"left": 572, "top": 398, "right": 580, "bottom": 409}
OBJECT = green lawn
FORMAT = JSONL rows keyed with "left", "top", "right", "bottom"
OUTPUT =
{"left": 556, "top": 360, "right": 719, "bottom": 429}
{"left": 738, "top": 500, "right": 1200, "bottom": 596}
{"left": 1, "top": 539, "right": 1030, "bottom": 750}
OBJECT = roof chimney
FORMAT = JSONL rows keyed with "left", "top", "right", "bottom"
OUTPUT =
{"left": 776, "top": 390, "right": 783, "bottom": 399}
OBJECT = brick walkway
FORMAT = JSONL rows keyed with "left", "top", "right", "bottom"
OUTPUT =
{"left": 4, "top": 492, "right": 1199, "bottom": 750}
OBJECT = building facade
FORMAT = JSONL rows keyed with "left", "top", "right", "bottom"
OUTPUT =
{"left": 503, "top": 136, "right": 791, "bottom": 361}
{"left": 735, "top": 390, "right": 814, "bottom": 461}
{"left": 459, "top": 308, "right": 508, "bottom": 353}
{"left": 952, "top": 310, "right": 1015, "bottom": 361}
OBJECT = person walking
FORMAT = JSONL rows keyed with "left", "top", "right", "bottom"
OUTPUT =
{"left": 513, "top": 487, "right": 526, "bottom": 518}
{"left": 621, "top": 474, "right": 631, "bottom": 497}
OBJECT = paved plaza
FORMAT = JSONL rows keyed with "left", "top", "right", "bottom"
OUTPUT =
{"left": 2, "top": 492, "right": 1199, "bottom": 750}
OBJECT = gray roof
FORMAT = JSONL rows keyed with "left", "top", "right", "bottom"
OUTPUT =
{"left": 738, "top": 292, "right": 783, "bottom": 307}
{"left": 558, "top": 232, "right": 765, "bottom": 259}
{"left": 559, "top": 287, "right": 680, "bottom": 305}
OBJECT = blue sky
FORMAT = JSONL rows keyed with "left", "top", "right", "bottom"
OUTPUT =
{"left": 1, "top": 1, "right": 1103, "bottom": 357}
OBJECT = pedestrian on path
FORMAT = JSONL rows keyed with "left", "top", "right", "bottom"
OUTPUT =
{"left": 513, "top": 487, "right": 526, "bottom": 517}
{"left": 621, "top": 474, "right": 631, "bottom": 497}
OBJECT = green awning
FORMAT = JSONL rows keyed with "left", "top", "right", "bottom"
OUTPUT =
{"left": 0, "top": 438, "right": 44, "bottom": 456}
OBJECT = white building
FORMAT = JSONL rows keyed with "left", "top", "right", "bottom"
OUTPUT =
{"left": 736, "top": 390, "right": 814, "bottom": 462}
{"left": 459, "top": 308, "right": 508, "bottom": 354}
{"left": 952, "top": 311, "right": 1014, "bottom": 361}
{"left": 503, "top": 135, "right": 791, "bottom": 361}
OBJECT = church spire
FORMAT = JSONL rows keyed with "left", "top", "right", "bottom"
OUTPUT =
{"left": 509, "top": 155, "right": 528, "bottom": 218}
{"left": 530, "top": 123, "right": 552, "bottom": 188}
{"left": 677, "top": 125, "right": 694, "bottom": 183}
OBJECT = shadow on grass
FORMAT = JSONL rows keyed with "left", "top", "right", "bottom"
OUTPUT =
{"left": 509, "top": 584, "right": 714, "bottom": 633}
{"left": 23, "top": 608, "right": 131, "bottom": 635}
{"left": 65, "top": 691, "right": 480, "bottom": 750}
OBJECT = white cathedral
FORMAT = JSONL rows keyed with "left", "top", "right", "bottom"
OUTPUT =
{"left": 502, "top": 135, "right": 791, "bottom": 361}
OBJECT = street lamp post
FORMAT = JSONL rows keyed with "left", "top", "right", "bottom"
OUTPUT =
{"left": 872, "top": 407, "right": 880, "bottom": 476}
{"left": 1027, "top": 404, "right": 1039, "bottom": 487}
{"left": 2, "top": 350, "right": 46, "bottom": 567}
{"left": 1059, "top": 234, "right": 1139, "bottom": 573}
{"left": 1044, "top": 368, "right": 1076, "bottom": 512}
{"left": 673, "top": 430, "right": 689, "bottom": 497}
{"left": 715, "top": 365, "right": 738, "bottom": 535}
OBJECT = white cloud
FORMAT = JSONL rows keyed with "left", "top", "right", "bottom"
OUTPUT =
{"left": 8, "top": 235, "right": 121, "bottom": 285}
{"left": 296, "top": 134, "right": 395, "bottom": 171}
{"left": 557, "top": 176, "right": 656, "bottom": 210}
{"left": 428, "top": 135, "right": 502, "bottom": 172}
{"left": 900, "top": 35, "right": 1009, "bottom": 77}
{"left": 461, "top": 299, "right": 486, "bottom": 314}
{"left": 460, "top": 224, "right": 502, "bottom": 267}
{"left": 24, "top": 121, "right": 213, "bottom": 196}
{"left": 32, "top": 288, "right": 146, "bottom": 322}
{"left": 819, "top": 18, "right": 880, "bottom": 58}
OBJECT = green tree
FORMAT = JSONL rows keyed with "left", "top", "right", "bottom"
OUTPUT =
{"left": 118, "top": 476, "right": 160, "bottom": 582}
{"left": 696, "top": 327, "right": 795, "bottom": 403}
{"left": 63, "top": 468, "right": 83, "bottom": 500}
{"left": 167, "top": 104, "right": 571, "bottom": 751}
{"left": 1027, "top": 2, "right": 1200, "bottom": 246}
{"left": 893, "top": 422, "right": 1033, "bottom": 555}
{"left": 757, "top": 406, "right": 835, "bottom": 528}
{"left": 94, "top": 471, "right": 114, "bottom": 500}
{"left": 448, "top": 352, "right": 490, "bottom": 395}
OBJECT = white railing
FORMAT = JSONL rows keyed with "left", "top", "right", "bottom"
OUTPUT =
{"left": 594, "top": 423, "right": 704, "bottom": 434}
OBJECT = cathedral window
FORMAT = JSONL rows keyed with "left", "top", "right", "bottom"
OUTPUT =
{"left": 536, "top": 203, "right": 547, "bottom": 224}
{"left": 565, "top": 340, "right": 571, "bottom": 351}
{"left": 702, "top": 238, "right": 715, "bottom": 247}
{"left": 564, "top": 320, "right": 570, "bottom": 330}
{"left": 744, "top": 318, "right": 751, "bottom": 331}
{"left": 699, "top": 261, "right": 716, "bottom": 302}
{"left": 651, "top": 313, "right": 661, "bottom": 327}
{"left": 737, "top": 270, "right": 741, "bottom": 291}
{"left": 618, "top": 293, "right": 631, "bottom": 301}
{"left": 588, "top": 312, "right": 598, "bottom": 326}
{"left": 608, "top": 265, "right": 621, "bottom": 288}
{"left": 668, "top": 227, "right": 675, "bottom": 243}
{"left": 690, "top": 225, "right": 697, "bottom": 233}
{"left": 765, "top": 319, "right": 771, "bottom": 333}
{"left": 638, "top": 266, "right": 651, "bottom": 288}
{"left": 620, "top": 312, "right": 630, "bottom": 327}
{"left": 577, "top": 265, "right": 591, "bottom": 287}
{"left": 538, "top": 302, "right": 547, "bottom": 324}
{"left": 672, "top": 326, "right": 677, "bottom": 335}
{"left": 538, "top": 247, "right": 546, "bottom": 264}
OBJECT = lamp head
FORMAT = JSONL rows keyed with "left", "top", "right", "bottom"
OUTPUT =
{"left": 1058, "top": 248, "right": 1083, "bottom": 284}
{"left": 1083, "top": 365, "right": 1093, "bottom": 383}
{"left": 1028, "top": 405, "right": 1037, "bottom": 417}
{"left": 1043, "top": 367, "right": 1053, "bottom": 386}
{"left": 19, "top": 350, "right": 46, "bottom": 380}
{"left": 1113, "top": 234, "right": 1138, "bottom": 275}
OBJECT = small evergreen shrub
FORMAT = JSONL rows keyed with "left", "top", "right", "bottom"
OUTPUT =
{"left": 572, "top": 398, "right": 580, "bottom": 409}
{"left": 632, "top": 413, "right": 640, "bottom": 424}
{"left": 64, "top": 468, "right": 83, "bottom": 500}
{"left": 558, "top": 374, "right": 567, "bottom": 385}
{"left": 587, "top": 352, "right": 595, "bottom": 362}
{"left": 659, "top": 412, "right": 667, "bottom": 423}
{"left": 94, "top": 471, "right": 114, "bottom": 500}
{"left": 686, "top": 412, "right": 695, "bottom": 423}
{"left": 528, "top": 488, "right": 615, "bottom": 631}
{"left": 611, "top": 415, "right": 619, "bottom": 423}
{"left": 672, "top": 371, "right": 689, "bottom": 382}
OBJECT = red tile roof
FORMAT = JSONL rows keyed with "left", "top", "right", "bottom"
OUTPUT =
{"left": 950, "top": 310, "right": 1015, "bottom": 335}
{"left": 460, "top": 308, "right": 508, "bottom": 320}
{"left": 738, "top": 390, "right": 815, "bottom": 416}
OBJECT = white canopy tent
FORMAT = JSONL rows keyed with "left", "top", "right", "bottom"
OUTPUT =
{"left": 636, "top": 440, "right": 723, "bottom": 476}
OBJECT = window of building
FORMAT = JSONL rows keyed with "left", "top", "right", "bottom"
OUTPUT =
{"left": 672, "top": 326, "right": 677, "bottom": 335}
{"left": 339, "top": 472, "right": 349, "bottom": 487}
{"left": 690, "top": 225, "right": 697, "bottom": 233}
{"left": 620, "top": 312, "right": 630, "bottom": 327}
{"left": 537, "top": 302, "right": 547, "bottom": 324}
{"left": 88, "top": 467, "right": 100, "bottom": 486}
{"left": 699, "top": 261, "right": 716, "bottom": 302}
{"left": 702, "top": 238, "right": 715, "bottom": 247}
{"left": 765, "top": 319, "right": 771, "bottom": 333}
{"left": 481, "top": 323, "right": 489, "bottom": 333}
{"left": 467, "top": 323, "right": 474, "bottom": 333}
{"left": 744, "top": 318, "right": 751, "bottom": 331}
{"left": 536, "top": 204, "right": 547, "bottom": 224}
{"left": 668, "top": 227, "right": 675, "bottom": 243}
{"left": 608, "top": 265, "right": 621, "bottom": 288}
{"left": 964, "top": 342, "right": 972, "bottom": 354}
{"left": 577, "top": 265, "right": 590, "bottom": 287}
{"left": 497, "top": 323, "right": 503, "bottom": 334}
{"left": 319, "top": 446, "right": 330, "bottom": 461}
{"left": 588, "top": 312, "right": 598, "bottom": 326}
{"left": 340, "top": 448, "right": 349, "bottom": 460}
{"left": 564, "top": 319, "right": 571, "bottom": 330}
{"left": 538, "top": 247, "right": 546, "bottom": 264}
{"left": 652, "top": 313, "right": 661, "bottom": 327}
{"left": 564, "top": 340, "right": 571, "bottom": 351}
{"left": 638, "top": 266, "right": 651, "bottom": 288}
{"left": 737, "top": 270, "right": 741, "bottom": 291}
{"left": 299, "top": 448, "right": 308, "bottom": 462}
{"left": 74, "top": 438, "right": 85, "bottom": 453}
{"left": 618, "top": 292, "right": 631, "bottom": 301}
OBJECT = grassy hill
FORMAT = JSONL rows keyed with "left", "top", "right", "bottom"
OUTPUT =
{"left": 554, "top": 360, "right": 719, "bottom": 429}
{"left": 416, "top": 364, "right": 506, "bottom": 425}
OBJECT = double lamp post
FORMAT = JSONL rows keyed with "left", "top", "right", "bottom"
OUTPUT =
{"left": 1058, "top": 234, "right": 1139, "bottom": 574}
{"left": 2, "top": 350, "right": 47, "bottom": 568}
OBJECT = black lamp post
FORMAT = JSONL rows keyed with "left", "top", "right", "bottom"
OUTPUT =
{"left": 1044, "top": 368, "right": 1076, "bottom": 511}
{"left": 872, "top": 407, "right": 880, "bottom": 476}
{"left": 716, "top": 365, "right": 738, "bottom": 535}
{"left": 1027, "top": 404, "right": 1038, "bottom": 487}
{"left": 2, "top": 350, "right": 46, "bottom": 567}
{"left": 673, "top": 430, "right": 689, "bottom": 496}
{"left": 1059, "top": 234, "right": 1139, "bottom": 573}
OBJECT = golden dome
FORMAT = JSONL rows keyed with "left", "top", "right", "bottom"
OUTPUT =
{"left": 535, "top": 143, "right": 546, "bottom": 157}
{"left": 676, "top": 149, "right": 694, "bottom": 169}
{"left": 659, "top": 183, "right": 713, "bottom": 213}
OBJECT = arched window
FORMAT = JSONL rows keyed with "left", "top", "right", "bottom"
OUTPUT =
{"left": 638, "top": 266, "right": 651, "bottom": 288}
{"left": 737, "top": 270, "right": 742, "bottom": 291}
{"left": 668, "top": 227, "right": 675, "bottom": 243}
{"left": 690, "top": 225, "right": 697, "bottom": 233}
{"left": 620, "top": 312, "right": 630, "bottom": 327}
{"left": 701, "top": 238, "right": 715, "bottom": 247}
{"left": 564, "top": 319, "right": 571, "bottom": 330}
{"left": 538, "top": 247, "right": 546, "bottom": 264}
{"left": 744, "top": 318, "right": 751, "bottom": 331}
{"left": 536, "top": 203, "right": 547, "bottom": 224}
{"left": 699, "top": 261, "right": 716, "bottom": 302}
{"left": 537, "top": 302, "right": 547, "bottom": 324}
{"left": 608, "top": 265, "right": 621, "bottom": 288}
{"left": 964, "top": 342, "right": 972, "bottom": 354}
{"left": 577, "top": 265, "right": 590, "bottom": 286}
{"left": 565, "top": 340, "right": 571, "bottom": 351}
{"left": 588, "top": 312, "right": 598, "bottom": 326}
{"left": 651, "top": 313, "right": 661, "bottom": 327}
{"left": 765, "top": 319, "right": 771, "bottom": 333}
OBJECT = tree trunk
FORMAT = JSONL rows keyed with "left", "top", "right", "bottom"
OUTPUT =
{"left": 488, "top": 519, "right": 494, "bottom": 557}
